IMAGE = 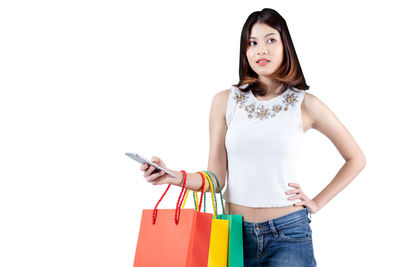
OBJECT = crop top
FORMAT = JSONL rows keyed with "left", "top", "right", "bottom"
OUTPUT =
{"left": 222, "top": 83, "right": 306, "bottom": 207}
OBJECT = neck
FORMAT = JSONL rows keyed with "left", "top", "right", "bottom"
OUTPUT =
{"left": 257, "top": 76, "right": 284, "bottom": 96}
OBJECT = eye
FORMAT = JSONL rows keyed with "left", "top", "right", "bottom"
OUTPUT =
{"left": 248, "top": 41, "right": 256, "bottom": 46}
{"left": 267, "top": 38, "right": 276, "bottom": 44}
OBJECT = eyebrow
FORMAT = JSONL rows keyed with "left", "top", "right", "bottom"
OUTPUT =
{"left": 249, "top": 33, "right": 276, "bottom": 39}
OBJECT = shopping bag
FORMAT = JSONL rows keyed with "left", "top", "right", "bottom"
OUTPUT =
{"left": 133, "top": 171, "right": 212, "bottom": 267}
{"left": 180, "top": 173, "right": 229, "bottom": 267}
{"left": 198, "top": 171, "right": 230, "bottom": 267}
{"left": 203, "top": 171, "right": 244, "bottom": 267}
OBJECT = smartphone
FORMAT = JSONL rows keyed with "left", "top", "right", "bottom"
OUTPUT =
{"left": 125, "top": 152, "right": 177, "bottom": 178}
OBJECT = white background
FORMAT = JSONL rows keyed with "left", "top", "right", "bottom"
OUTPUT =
{"left": 1, "top": 0, "right": 399, "bottom": 266}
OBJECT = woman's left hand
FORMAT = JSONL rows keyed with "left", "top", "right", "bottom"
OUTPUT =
{"left": 286, "top": 183, "right": 320, "bottom": 214}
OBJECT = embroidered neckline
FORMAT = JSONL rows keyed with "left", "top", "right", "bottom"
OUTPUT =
{"left": 233, "top": 87, "right": 302, "bottom": 120}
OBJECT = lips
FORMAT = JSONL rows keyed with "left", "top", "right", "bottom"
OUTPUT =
{"left": 256, "top": 58, "right": 270, "bottom": 63}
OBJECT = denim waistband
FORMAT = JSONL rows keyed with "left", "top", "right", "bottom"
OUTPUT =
{"left": 242, "top": 207, "right": 311, "bottom": 233}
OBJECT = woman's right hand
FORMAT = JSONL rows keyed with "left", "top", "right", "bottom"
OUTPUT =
{"left": 140, "top": 156, "right": 184, "bottom": 186}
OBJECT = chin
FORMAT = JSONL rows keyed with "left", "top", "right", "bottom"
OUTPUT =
{"left": 257, "top": 69, "right": 274, "bottom": 76}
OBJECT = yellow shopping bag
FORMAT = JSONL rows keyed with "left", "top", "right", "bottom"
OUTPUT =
{"left": 200, "top": 171, "right": 229, "bottom": 267}
{"left": 181, "top": 172, "right": 230, "bottom": 267}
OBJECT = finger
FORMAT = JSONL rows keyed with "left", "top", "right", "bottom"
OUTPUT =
{"left": 144, "top": 166, "right": 156, "bottom": 177}
{"left": 293, "top": 201, "right": 306, "bottom": 206}
{"left": 146, "top": 171, "right": 165, "bottom": 182}
{"left": 288, "top": 194, "right": 304, "bottom": 201}
{"left": 143, "top": 165, "right": 152, "bottom": 177}
{"left": 140, "top": 163, "right": 148, "bottom": 171}
{"left": 288, "top": 183, "right": 300, "bottom": 188}
{"left": 285, "top": 189, "right": 300, "bottom": 195}
{"left": 146, "top": 171, "right": 164, "bottom": 182}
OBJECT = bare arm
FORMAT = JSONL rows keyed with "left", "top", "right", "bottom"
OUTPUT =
{"left": 302, "top": 92, "right": 366, "bottom": 211}
{"left": 171, "top": 89, "right": 230, "bottom": 193}
{"left": 206, "top": 89, "right": 230, "bottom": 193}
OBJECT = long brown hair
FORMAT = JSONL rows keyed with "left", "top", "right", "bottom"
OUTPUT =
{"left": 234, "top": 8, "right": 309, "bottom": 96}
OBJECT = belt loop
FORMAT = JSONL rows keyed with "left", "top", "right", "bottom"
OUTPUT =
{"left": 303, "top": 205, "right": 311, "bottom": 222}
{"left": 268, "top": 220, "right": 279, "bottom": 238}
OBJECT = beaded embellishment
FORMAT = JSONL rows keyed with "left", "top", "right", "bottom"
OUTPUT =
{"left": 233, "top": 88, "right": 302, "bottom": 119}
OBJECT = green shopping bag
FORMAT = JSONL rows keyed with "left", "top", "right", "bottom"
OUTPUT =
{"left": 202, "top": 171, "right": 244, "bottom": 267}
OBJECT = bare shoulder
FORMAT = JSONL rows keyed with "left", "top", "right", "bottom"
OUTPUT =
{"left": 214, "top": 89, "right": 230, "bottom": 102}
{"left": 211, "top": 89, "right": 231, "bottom": 119}
{"left": 302, "top": 92, "right": 318, "bottom": 110}
{"left": 302, "top": 92, "right": 316, "bottom": 108}
{"left": 302, "top": 92, "right": 333, "bottom": 129}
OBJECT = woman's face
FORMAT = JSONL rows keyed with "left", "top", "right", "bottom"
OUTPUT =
{"left": 246, "top": 22, "right": 284, "bottom": 76}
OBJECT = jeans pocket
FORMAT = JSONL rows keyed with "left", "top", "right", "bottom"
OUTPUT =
{"left": 278, "top": 219, "right": 312, "bottom": 243}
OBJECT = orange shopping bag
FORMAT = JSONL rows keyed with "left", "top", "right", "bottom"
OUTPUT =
{"left": 180, "top": 172, "right": 229, "bottom": 267}
{"left": 133, "top": 171, "right": 212, "bottom": 267}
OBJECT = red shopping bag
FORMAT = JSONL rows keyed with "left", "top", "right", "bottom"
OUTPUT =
{"left": 133, "top": 171, "right": 212, "bottom": 267}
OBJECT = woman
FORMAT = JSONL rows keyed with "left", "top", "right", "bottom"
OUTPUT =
{"left": 140, "top": 8, "right": 366, "bottom": 266}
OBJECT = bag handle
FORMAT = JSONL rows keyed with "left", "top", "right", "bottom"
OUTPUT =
{"left": 181, "top": 172, "right": 215, "bottom": 218}
{"left": 181, "top": 174, "right": 207, "bottom": 212}
{"left": 199, "top": 172, "right": 218, "bottom": 218}
{"left": 181, "top": 173, "right": 208, "bottom": 212}
{"left": 180, "top": 172, "right": 221, "bottom": 218}
{"left": 203, "top": 171, "right": 226, "bottom": 215}
{"left": 152, "top": 170, "right": 206, "bottom": 225}
{"left": 199, "top": 171, "right": 218, "bottom": 215}
{"left": 196, "top": 173, "right": 207, "bottom": 211}
{"left": 181, "top": 186, "right": 191, "bottom": 209}
{"left": 198, "top": 171, "right": 227, "bottom": 216}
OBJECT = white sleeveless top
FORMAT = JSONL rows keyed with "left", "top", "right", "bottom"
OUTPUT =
{"left": 223, "top": 83, "right": 306, "bottom": 207}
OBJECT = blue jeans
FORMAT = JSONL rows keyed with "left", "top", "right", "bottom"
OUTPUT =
{"left": 242, "top": 207, "right": 317, "bottom": 267}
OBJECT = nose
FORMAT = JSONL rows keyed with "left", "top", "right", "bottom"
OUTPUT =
{"left": 257, "top": 43, "right": 269, "bottom": 55}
